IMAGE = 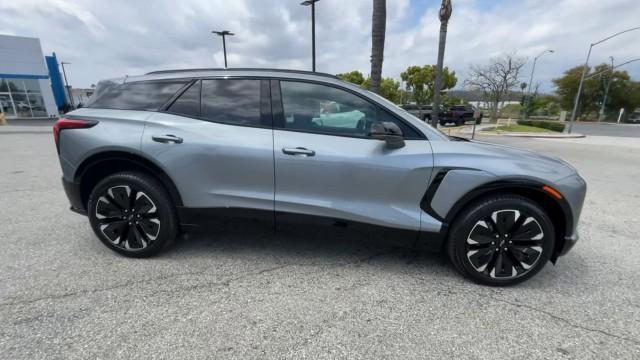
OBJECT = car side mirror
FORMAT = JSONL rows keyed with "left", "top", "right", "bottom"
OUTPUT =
{"left": 369, "top": 121, "right": 405, "bottom": 149}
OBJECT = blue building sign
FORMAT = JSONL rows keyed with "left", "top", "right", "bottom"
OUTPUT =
{"left": 45, "top": 52, "right": 68, "bottom": 109}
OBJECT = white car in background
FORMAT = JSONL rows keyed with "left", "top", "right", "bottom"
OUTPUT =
{"left": 628, "top": 109, "right": 640, "bottom": 123}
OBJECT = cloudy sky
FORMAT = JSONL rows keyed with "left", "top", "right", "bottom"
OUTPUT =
{"left": 1, "top": 0, "right": 638, "bottom": 91}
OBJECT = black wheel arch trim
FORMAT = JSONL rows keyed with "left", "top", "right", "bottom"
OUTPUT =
{"left": 73, "top": 151, "right": 184, "bottom": 212}
{"left": 421, "top": 168, "right": 574, "bottom": 260}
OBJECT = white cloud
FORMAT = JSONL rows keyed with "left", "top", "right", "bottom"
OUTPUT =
{"left": 1, "top": 0, "right": 638, "bottom": 92}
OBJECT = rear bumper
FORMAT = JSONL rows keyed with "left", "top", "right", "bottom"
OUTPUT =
{"left": 62, "top": 177, "right": 87, "bottom": 215}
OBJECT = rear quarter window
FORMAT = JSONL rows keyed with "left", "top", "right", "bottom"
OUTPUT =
{"left": 87, "top": 80, "right": 188, "bottom": 111}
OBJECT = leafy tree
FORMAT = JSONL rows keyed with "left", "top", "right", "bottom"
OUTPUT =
{"left": 465, "top": 53, "right": 527, "bottom": 121}
{"left": 337, "top": 70, "right": 402, "bottom": 104}
{"left": 337, "top": 71, "right": 366, "bottom": 86}
{"left": 441, "top": 95, "right": 466, "bottom": 108}
{"left": 553, "top": 64, "right": 640, "bottom": 120}
{"left": 400, "top": 65, "right": 457, "bottom": 108}
{"left": 363, "top": 77, "right": 402, "bottom": 104}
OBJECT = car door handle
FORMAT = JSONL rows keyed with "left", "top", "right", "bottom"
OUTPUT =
{"left": 152, "top": 134, "right": 183, "bottom": 144}
{"left": 282, "top": 147, "right": 315, "bottom": 156}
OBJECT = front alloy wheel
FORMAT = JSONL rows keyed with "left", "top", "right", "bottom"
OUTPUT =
{"left": 447, "top": 194, "right": 555, "bottom": 286}
{"left": 465, "top": 209, "right": 544, "bottom": 279}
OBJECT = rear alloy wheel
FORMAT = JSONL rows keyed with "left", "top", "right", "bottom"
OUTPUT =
{"left": 447, "top": 195, "right": 555, "bottom": 286}
{"left": 88, "top": 172, "right": 177, "bottom": 257}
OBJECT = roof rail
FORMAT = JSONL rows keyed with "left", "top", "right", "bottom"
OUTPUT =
{"left": 145, "top": 68, "right": 338, "bottom": 79}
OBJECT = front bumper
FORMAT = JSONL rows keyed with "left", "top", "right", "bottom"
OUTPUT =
{"left": 553, "top": 173, "right": 587, "bottom": 259}
{"left": 559, "top": 231, "right": 579, "bottom": 256}
{"left": 61, "top": 177, "right": 87, "bottom": 215}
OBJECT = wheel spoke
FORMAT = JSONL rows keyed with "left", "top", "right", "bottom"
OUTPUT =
{"left": 511, "top": 218, "right": 543, "bottom": 241}
{"left": 493, "top": 210, "right": 517, "bottom": 236}
{"left": 128, "top": 188, "right": 138, "bottom": 211}
{"left": 467, "top": 247, "right": 494, "bottom": 271}
{"left": 108, "top": 186, "right": 131, "bottom": 210}
{"left": 508, "top": 213, "right": 526, "bottom": 235}
{"left": 139, "top": 218, "right": 160, "bottom": 240}
{"left": 468, "top": 221, "right": 496, "bottom": 245}
{"left": 96, "top": 196, "right": 124, "bottom": 219}
{"left": 134, "top": 192, "right": 156, "bottom": 214}
{"left": 100, "top": 220, "right": 128, "bottom": 244}
{"left": 511, "top": 240, "right": 542, "bottom": 247}
{"left": 98, "top": 216, "right": 125, "bottom": 224}
{"left": 130, "top": 226, "right": 148, "bottom": 249}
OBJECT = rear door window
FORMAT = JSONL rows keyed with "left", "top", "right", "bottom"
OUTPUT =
{"left": 167, "top": 81, "right": 201, "bottom": 117}
{"left": 201, "top": 79, "right": 263, "bottom": 127}
{"left": 87, "top": 80, "right": 188, "bottom": 110}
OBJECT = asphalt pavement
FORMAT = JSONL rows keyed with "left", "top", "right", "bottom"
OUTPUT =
{"left": 1, "top": 130, "right": 639, "bottom": 359}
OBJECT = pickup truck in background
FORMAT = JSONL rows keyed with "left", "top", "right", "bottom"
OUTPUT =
{"left": 441, "top": 105, "right": 483, "bottom": 126}
{"left": 401, "top": 104, "right": 446, "bottom": 122}
{"left": 403, "top": 104, "right": 483, "bottom": 126}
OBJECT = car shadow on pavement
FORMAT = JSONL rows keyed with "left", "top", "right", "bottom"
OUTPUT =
{"left": 158, "top": 218, "right": 574, "bottom": 289}
{"left": 167, "top": 218, "right": 454, "bottom": 276}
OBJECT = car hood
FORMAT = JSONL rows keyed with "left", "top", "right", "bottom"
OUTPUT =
{"left": 432, "top": 139, "right": 578, "bottom": 182}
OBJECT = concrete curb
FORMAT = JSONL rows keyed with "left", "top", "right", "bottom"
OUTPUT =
{"left": 502, "top": 132, "right": 586, "bottom": 138}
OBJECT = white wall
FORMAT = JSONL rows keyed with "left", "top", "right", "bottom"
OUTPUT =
{"left": 0, "top": 34, "right": 58, "bottom": 117}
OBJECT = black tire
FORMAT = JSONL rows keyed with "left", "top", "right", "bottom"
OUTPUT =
{"left": 446, "top": 194, "right": 555, "bottom": 286}
{"left": 87, "top": 171, "right": 178, "bottom": 258}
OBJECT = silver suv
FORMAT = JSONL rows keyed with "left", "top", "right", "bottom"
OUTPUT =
{"left": 55, "top": 68, "right": 586, "bottom": 286}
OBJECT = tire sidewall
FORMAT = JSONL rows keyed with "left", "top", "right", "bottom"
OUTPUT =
{"left": 449, "top": 196, "right": 555, "bottom": 286}
{"left": 87, "top": 172, "right": 177, "bottom": 258}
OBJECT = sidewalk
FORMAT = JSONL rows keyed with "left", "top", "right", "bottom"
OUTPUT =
{"left": 458, "top": 123, "right": 586, "bottom": 139}
{"left": 0, "top": 119, "right": 54, "bottom": 133}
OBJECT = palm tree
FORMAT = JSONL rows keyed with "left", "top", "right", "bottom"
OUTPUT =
{"left": 370, "top": 0, "right": 386, "bottom": 94}
{"left": 431, "top": 0, "right": 452, "bottom": 128}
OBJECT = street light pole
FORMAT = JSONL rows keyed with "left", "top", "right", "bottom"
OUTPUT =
{"left": 568, "top": 26, "right": 640, "bottom": 133}
{"left": 301, "top": 0, "right": 320, "bottom": 72}
{"left": 212, "top": 30, "right": 234, "bottom": 68}
{"left": 60, "top": 61, "right": 74, "bottom": 109}
{"left": 599, "top": 56, "right": 614, "bottom": 122}
{"left": 524, "top": 49, "right": 554, "bottom": 119}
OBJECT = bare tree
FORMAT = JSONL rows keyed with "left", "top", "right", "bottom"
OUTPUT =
{"left": 465, "top": 54, "right": 527, "bottom": 121}
{"left": 370, "top": 0, "right": 386, "bottom": 94}
{"left": 431, "top": 0, "right": 453, "bottom": 128}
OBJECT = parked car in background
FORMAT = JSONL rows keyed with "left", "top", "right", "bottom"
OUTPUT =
{"left": 627, "top": 109, "right": 640, "bottom": 123}
{"left": 442, "top": 105, "right": 483, "bottom": 126}
{"left": 401, "top": 104, "right": 445, "bottom": 122}
{"left": 54, "top": 68, "right": 586, "bottom": 286}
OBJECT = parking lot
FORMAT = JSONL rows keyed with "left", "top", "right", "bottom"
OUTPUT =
{"left": 1, "top": 127, "right": 639, "bottom": 359}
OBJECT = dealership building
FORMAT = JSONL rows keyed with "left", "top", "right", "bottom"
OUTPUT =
{"left": 0, "top": 34, "right": 65, "bottom": 119}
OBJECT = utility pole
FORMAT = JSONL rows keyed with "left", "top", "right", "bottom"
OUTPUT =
{"left": 568, "top": 26, "right": 640, "bottom": 133}
{"left": 60, "top": 61, "right": 74, "bottom": 109}
{"left": 212, "top": 30, "right": 234, "bottom": 68}
{"left": 431, "top": 0, "right": 452, "bottom": 128}
{"left": 301, "top": 0, "right": 320, "bottom": 72}
{"left": 525, "top": 49, "right": 554, "bottom": 119}
{"left": 599, "top": 56, "right": 614, "bottom": 122}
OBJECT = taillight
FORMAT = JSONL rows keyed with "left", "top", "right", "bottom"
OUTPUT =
{"left": 53, "top": 118, "right": 98, "bottom": 153}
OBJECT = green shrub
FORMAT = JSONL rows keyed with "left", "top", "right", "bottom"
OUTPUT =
{"left": 517, "top": 119, "right": 565, "bottom": 132}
